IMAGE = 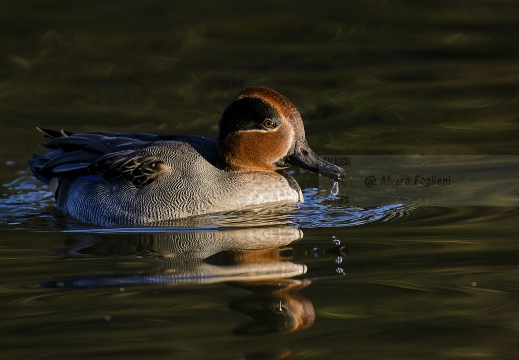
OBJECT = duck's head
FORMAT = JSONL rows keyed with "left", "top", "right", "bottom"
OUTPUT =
{"left": 217, "top": 86, "right": 345, "bottom": 181}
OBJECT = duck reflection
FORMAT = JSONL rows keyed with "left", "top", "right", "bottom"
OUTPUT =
{"left": 229, "top": 279, "right": 314, "bottom": 336}
{"left": 44, "top": 227, "right": 304, "bottom": 285}
{"left": 41, "top": 227, "right": 345, "bottom": 336}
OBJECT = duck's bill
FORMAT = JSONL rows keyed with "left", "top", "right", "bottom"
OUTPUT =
{"left": 287, "top": 139, "right": 345, "bottom": 180}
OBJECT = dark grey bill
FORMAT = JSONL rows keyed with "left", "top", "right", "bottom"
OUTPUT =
{"left": 287, "top": 138, "right": 345, "bottom": 180}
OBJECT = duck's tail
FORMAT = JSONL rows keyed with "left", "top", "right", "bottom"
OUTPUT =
{"left": 29, "top": 128, "right": 73, "bottom": 184}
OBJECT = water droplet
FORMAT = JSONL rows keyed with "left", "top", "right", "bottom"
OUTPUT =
{"left": 471, "top": 282, "right": 477, "bottom": 287}
{"left": 335, "top": 256, "right": 343, "bottom": 264}
{"left": 331, "top": 180, "right": 339, "bottom": 196}
{"left": 120, "top": 287, "right": 125, "bottom": 292}
{"left": 104, "top": 316, "right": 112, "bottom": 322}
{"left": 272, "top": 301, "right": 284, "bottom": 313}
{"left": 336, "top": 268, "right": 345, "bottom": 275}
{"left": 333, "top": 238, "right": 341, "bottom": 246}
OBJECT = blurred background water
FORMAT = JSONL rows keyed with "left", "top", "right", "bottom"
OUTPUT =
{"left": 1, "top": 1, "right": 518, "bottom": 359}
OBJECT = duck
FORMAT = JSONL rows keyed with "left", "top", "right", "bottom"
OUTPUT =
{"left": 29, "top": 86, "right": 345, "bottom": 225}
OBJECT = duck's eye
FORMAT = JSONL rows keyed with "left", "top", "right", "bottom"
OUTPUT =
{"left": 263, "top": 118, "right": 276, "bottom": 129}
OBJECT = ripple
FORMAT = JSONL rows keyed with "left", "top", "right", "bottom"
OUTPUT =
{"left": 4, "top": 175, "right": 507, "bottom": 231}
{"left": 2, "top": 175, "right": 409, "bottom": 230}
{"left": 1, "top": 176, "right": 53, "bottom": 225}
{"left": 290, "top": 188, "right": 411, "bottom": 228}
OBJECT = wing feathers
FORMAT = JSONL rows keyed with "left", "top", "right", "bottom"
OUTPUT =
{"left": 30, "top": 128, "right": 171, "bottom": 187}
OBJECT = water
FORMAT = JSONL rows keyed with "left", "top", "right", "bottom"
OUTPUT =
{"left": 330, "top": 181, "right": 340, "bottom": 196}
{"left": 1, "top": 1, "right": 519, "bottom": 359}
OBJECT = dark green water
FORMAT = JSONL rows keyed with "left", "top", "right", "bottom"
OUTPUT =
{"left": 1, "top": 1, "right": 519, "bottom": 359}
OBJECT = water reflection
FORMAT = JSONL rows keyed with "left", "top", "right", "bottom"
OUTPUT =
{"left": 229, "top": 279, "right": 314, "bottom": 336}
{"left": 40, "top": 227, "right": 346, "bottom": 337}
{"left": 43, "top": 227, "right": 304, "bottom": 286}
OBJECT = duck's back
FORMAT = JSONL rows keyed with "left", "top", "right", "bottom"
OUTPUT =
{"left": 30, "top": 130, "right": 301, "bottom": 225}
{"left": 52, "top": 140, "right": 224, "bottom": 224}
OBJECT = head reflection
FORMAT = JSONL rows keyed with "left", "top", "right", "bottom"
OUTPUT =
{"left": 229, "top": 279, "right": 315, "bottom": 335}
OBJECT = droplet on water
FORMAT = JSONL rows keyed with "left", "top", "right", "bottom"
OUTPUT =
{"left": 272, "top": 301, "right": 283, "bottom": 313}
{"left": 331, "top": 180, "right": 339, "bottom": 196}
